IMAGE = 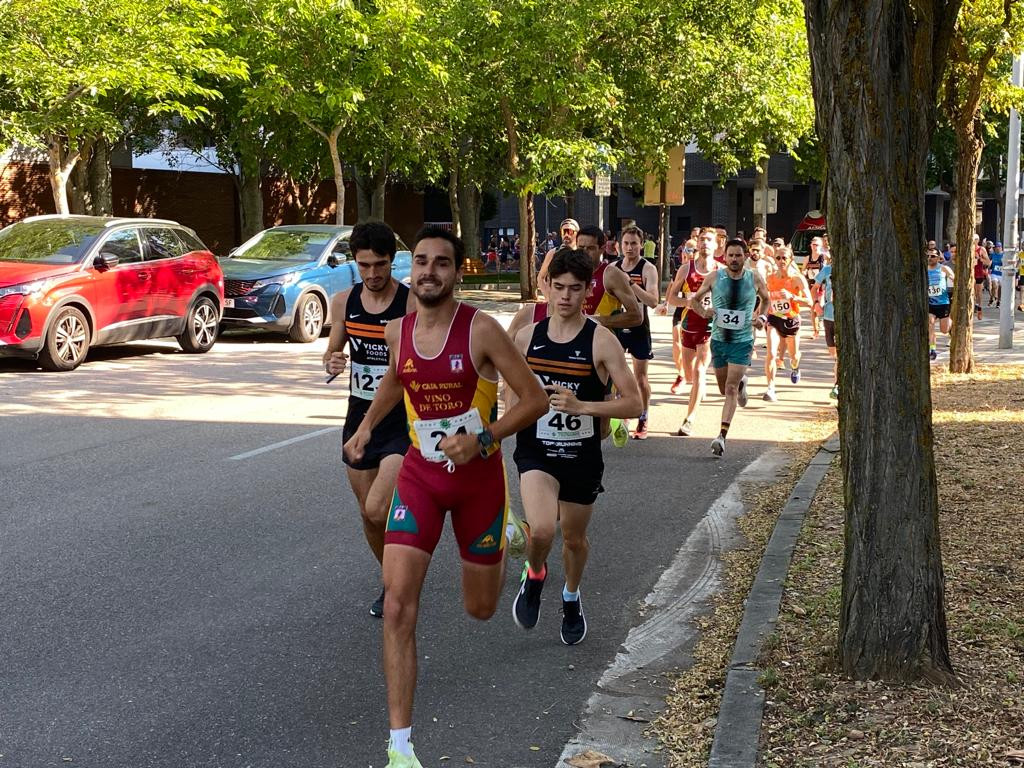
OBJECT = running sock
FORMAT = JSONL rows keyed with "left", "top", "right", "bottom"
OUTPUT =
{"left": 390, "top": 727, "right": 413, "bottom": 757}
{"left": 527, "top": 562, "right": 547, "bottom": 580}
{"left": 639, "top": 410, "right": 648, "bottom": 420}
{"left": 562, "top": 585, "right": 580, "bottom": 602}
{"left": 720, "top": 421, "right": 731, "bottom": 439}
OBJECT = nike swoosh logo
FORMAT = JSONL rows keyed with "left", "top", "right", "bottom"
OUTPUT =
{"left": 532, "top": 345, "right": 545, "bottom": 350}
{"left": 349, "top": 313, "right": 360, "bottom": 318}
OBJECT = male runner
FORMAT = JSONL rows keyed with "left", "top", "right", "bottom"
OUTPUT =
{"left": 813, "top": 256, "right": 838, "bottom": 399}
{"left": 972, "top": 234, "right": 991, "bottom": 319}
{"left": 927, "top": 247, "right": 955, "bottom": 360}
{"left": 763, "top": 246, "right": 811, "bottom": 401}
{"left": 614, "top": 226, "right": 660, "bottom": 439}
{"left": 538, "top": 217, "right": 580, "bottom": 291}
{"left": 344, "top": 226, "right": 548, "bottom": 768}
{"left": 1017, "top": 246, "right": 1024, "bottom": 310}
{"left": 689, "top": 238, "right": 770, "bottom": 456}
{"left": 510, "top": 249, "right": 641, "bottom": 644}
{"left": 324, "top": 221, "right": 416, "bottom": 616}
{"left": 664, "top": 238, "right": 698, "bottom": 394}
{"left": 988, "top": 241, "right": 1004, "bottom": 307}
{"left": 667, "top": 227, "right": 721, "bottom": 437}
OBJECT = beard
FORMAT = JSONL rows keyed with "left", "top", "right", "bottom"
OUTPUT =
{"left": 413, "top": 279, "right": 454, "bottom": 307}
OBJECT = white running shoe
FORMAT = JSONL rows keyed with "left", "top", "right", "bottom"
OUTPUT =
{"left": 738, "top": 376, "right": 748, "bottom": 408}
{"left": 762, "top": 388, "right": 777, "bottom": 402}
{"left": 711, "top": 435, "right": 725, "bottom": 457}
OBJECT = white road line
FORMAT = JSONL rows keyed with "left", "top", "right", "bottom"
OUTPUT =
{"left": 228, "top": 427, "right": 342, "bottom": 461}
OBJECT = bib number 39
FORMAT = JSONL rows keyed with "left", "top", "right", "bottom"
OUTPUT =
{"left": 715, "top": 308, "right": 746, "bottom": 329}
{"left": 413, "top": 409, "right": 485, "bottom": 462}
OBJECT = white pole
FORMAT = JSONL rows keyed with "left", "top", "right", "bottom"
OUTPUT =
{"left": 999, "top": 54, "right": 1022, "bottom": 349}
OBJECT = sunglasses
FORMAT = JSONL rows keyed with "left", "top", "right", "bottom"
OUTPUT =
{"left": 775, "top": 255, "right": 788, "bottom": 261}
{"left": 561, "top": 228, "right": 576, "bottom": 236}
{"left": 684, "top": 247, "right": 695, "bottom": 253}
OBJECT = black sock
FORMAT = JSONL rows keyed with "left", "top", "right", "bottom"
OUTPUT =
{"left": 720, "top": 422, "right": 730, "bottom": 438}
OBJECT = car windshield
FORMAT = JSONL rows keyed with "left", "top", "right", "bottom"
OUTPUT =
{"left": 0, "top": 220, "right": 104, "bottom": 264}
{"left": 233, "top": 230, "right": 335, "bottom": 261}
{"left": 790, "top": 228, "right": 826, "bottom": 257}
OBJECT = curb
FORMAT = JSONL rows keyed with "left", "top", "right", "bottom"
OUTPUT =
{"left": 708, "top": 431, "right": 840, "bottom": 768}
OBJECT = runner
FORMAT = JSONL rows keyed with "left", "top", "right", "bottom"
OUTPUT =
{"left": 803, "top": 236, "right": 825, "bottom": 338}
{"left": 688, "top": 238, "right": 770, "bottom": 456}
{"left": 813, "top": 254, "right": 838, "bottom": 399}
{"left": 762, "top": 245, "right": 811, "bottom": 401}
{"left": 1018, "top": 245, "right": 1024, "bottom": 311}
{"left": 972, "top": 234, "right": 991, "bottom": 320}
{"left": 927, "top": 247, "right": 955, "bottom": 360}
{"left": 324, "top": 221, "right": 416, "bottom": 617}
{"left": 613, "top": 226, "right": 660, "bottom": 439}
{"left": 538, "top": 218, "right": 580, "bottom": 292}
{"left": 344, "top": 226, "right": 548, "bottom": 768}
{"left": 988, "top": 241, "right": 1004, "bottom": 308}
{"left": 509, "top": 248, "right": 642, "bottom": 644}
{"left": 667, "top": 227, "right": 721, "bottom": 437}
{"left": 664, "top": 238, "right": 698, "bottom": 394}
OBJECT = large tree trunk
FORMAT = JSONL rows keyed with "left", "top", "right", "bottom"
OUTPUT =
{"left": 944, "top": 181, "right": 958, "bottom": 244}
{"left": 458, "top": 181, "right": 481, "bottom": 260}
{"left": 518, "top": 192, "right": 537, "bottom": 299}
{"left": 754, "top": 155, "right": 770, "bottom": 230}
{"left": 355, "top": 164, "right": 387, "bottom": 223}
{"left": 69, "top": 152, "right": 91, "bottom": 214}
{"left": 323, "top": 125, "right": 345, "bottom": 225}
{"left": 88, "top": 136, "right": 113, "bottom": 215}
{"left": 804, "top": 0, "right": 957, "bottom": 683}
{"left": 447, "top": 167, "right": 461, "bottom": 237}
{"left": 949, "top": 118, "right": 983, "bottom": 374}
{"left": 45, "top": 134, "right": 80, "bottom": 216}
{"left": 238, "top": 163, "right": 264, "bottom": 240}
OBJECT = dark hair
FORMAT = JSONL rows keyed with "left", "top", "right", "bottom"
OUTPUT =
{"left": 620, "top": 225, "right": 644, "bottom": 241}
{"left": 548, "top": 247, "right": 594, "bottom": 285}
{"left": 577, "top": 225, "right": 606, "bottom": 247}
{"left": 349, "top": 221, "right": 397, "bottom": 260}
{"left": 725, "top": 238, "right": 747, "bottom": 252}
{"left": 413, "top": 225, "right": 466, "bottom": 269}
{"left": 713, "top": 223, "right": 728, "bottom": 232}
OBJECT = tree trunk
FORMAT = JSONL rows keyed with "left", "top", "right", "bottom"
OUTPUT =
{"left": 447, "top": 167, "right": 461, "bottom": 237}
{"left": 69, "top": 154, "right": 91, "bottom": 214}
{"left": 754, "top": 155, "right": 770, "bottom": 230}
{"left": 948, "top": 118, "right": 983, "bottom": 373}
{"left": 804, "top": 0, "right": 957, "bottom": 683}
{"left": 88, "top": 136, "right": 113, "bottom": 215}
{"left": 238, "top": 163, "right": 264, "bottom": 241}
{"left": 518, "top": 192, "right": 537, "bottom": 299}
{"left": 458, "top": 181, "right": 481, "bottom": 259}
{"left": 564, "top": 190, "right": 575, "bottom": 220}
{"left": 944, "top": 181, "right": 958, "bottom": 244}
{"left": 326, "top": 126, "right": 345, "bottom": 225}
{"left": 45, "top": 134, "right": 79, "bottom": 216}
{"left": 355, "top": 165, "right": 387, "bottom": 223}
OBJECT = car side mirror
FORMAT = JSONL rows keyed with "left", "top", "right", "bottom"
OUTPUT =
{"left": 327, "top": 254, "right": 340, "bottom": 268}
{"left": 94, "top": 252, "right": 120, "bottom": 270}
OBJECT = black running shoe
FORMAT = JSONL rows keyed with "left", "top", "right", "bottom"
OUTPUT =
{"left": 513, "top": 563, "right": 545, "bottom": 629}
{"left": 370, "top": 588, "right": 385, "bottom": 618}
{"left": 560, "top": 595, "right": 587, "bottom": 645}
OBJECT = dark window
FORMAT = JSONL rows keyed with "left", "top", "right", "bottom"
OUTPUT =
{"left": 176, "top": 229, "right": 207, "bottom": 253}
{"left": 101, "top": 229, "right": 143, "bottom": 265}
{"left": 144, "top": 228, "right": 185, "bottom": 261}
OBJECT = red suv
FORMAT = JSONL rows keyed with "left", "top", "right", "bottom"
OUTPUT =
{"left": 0, "top": 215, "right": 224, "bottom": 371}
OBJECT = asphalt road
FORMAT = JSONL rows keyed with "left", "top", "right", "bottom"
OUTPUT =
{"left": 0, "top": 311, "right": 835, "bottom": 768}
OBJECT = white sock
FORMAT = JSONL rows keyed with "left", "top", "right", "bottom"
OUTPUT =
{"left": 563, "top": 584, "right": 580, "bottom": 602}
{"left": 390, "top": 727, "right": 413, "bottom": 757}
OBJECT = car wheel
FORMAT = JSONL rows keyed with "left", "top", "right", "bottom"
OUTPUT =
{"left": 289, "top": 293, "right": 324, "bottom": 343}
{"left": 39, "top": 306, "right": 91, "bottom": 372}
{"left": 177, "top": 297, "right": 219, "bottom": 353}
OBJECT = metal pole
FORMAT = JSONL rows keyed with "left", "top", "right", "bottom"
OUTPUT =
{"left": 598, "top": 194, "right": 604, "bottom": 232}
{"left": 999, "top": 54, "right": 1022, "bottom": 349}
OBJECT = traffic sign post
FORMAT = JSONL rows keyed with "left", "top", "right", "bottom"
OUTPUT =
{"left": 753, "top": 188, "right": 778, "bottom": 216}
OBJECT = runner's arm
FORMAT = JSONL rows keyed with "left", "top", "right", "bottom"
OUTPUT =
{"left": 549, "top": 326, "right": 641, "bottom": 420}
{"left": 502, "top": 323, "right": 534, "bottom": 412}
{"left": 689, "top": 271, "right": 716, "bottom": 318}
{"left": 666, "top": 264, "right": 688, "bottom": 307}
{"left": 591, "top": 268, "right": 642, "bottom": 329}
{"left": 795, "top": 274, "right": 813, "bottom": 306}
{"left": 323, "top": 288, "right": 352, "bottom": 373}
{"left": 505, "top": 303, "right": 535, "bottom": 344}
{"left": 635, "top": 261, "right": 661, "bottom": 308}
{"left": 537, "top": 248, "right": 556, "bottom": 298}
{"left": 753, "top": 272, "right": 771, "bottom": 327}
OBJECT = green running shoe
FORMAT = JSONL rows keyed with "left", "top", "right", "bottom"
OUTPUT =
{"left": 386, "top": 746, "right": 424, "bottom": 768}
{"left": 505, "top": 509, "right": 529, "bottom": 559}
{"left": 610, "top": 418, "right": 629, "bottom": 448}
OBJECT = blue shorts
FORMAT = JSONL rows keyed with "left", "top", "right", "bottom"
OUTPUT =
{"left": 711, "top": 338, "right": 754, "bottom": 368}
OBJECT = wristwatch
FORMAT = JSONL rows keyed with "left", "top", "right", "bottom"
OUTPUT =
{"left": 476, "top": 428, "right": 496, "bottom": 458}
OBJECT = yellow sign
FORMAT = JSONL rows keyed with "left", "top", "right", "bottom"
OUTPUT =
{"left": 644, "top": 145, "right": 686, "bottom": 206}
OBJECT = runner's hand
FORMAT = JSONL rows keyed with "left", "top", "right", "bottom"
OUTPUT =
{"left": 326, "top": 352, "right": 348, "bottom": 376}
{"left": 439, "top": 433, "right": 479, "bottom": 465}
{"left": 344, "top": 428, "right": 371, "bottom": 462}
{"left": 547, "top": 385, "right": 583, "bottom": 415}
{"left": 754, "top": 315, "right": 767, "bottom": 331}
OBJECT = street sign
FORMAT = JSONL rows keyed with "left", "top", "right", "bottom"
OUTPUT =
{"left": 753, "top": 188, "right": 778, "bottom": 215}
{"left": 595, "top": 174, "right": 612, "bottom": 197}
{"left": 644, "top": 145, "right": 686, "bottom": 206}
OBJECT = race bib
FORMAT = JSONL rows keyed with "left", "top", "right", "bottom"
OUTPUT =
{"left": 350, "top": 364, "right": 388, "bottom": 399}
{"left": 927, "top": 284, "right": 943, "bottom": 298}
{"left": 701, "top": 293, "right": 713, "bottom": 310}
{"left": 715, "top": 308, "right": 746, "bottom": 329}
{"left": 412, "top": 408, "right": 485, "bottom": 462}
{"left": 771, "top": 299, "right": 792, "bottom": 315}
{"left": 536, "top": 408, "right": 595, "bottom": 442}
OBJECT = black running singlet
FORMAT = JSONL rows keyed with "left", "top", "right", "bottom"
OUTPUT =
{"left": 615, "top": 258, "right": 650, "bottom": 329}
{"left": 515, "top": 318, "right": 606, "bottom": 461}
{"left": 345, "top": 282, "right": 409, "bottom": 404}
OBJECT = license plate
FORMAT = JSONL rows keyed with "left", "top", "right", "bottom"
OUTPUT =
{"left": 223, "top": 298, "right": 234, "bottom": 308}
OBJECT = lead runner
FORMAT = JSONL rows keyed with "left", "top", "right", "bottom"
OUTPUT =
{"left": 344, "top": 226, "right": 548, "bottom": 768}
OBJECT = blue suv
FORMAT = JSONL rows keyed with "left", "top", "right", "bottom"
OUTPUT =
{"left": 219, "top": 225, "right": 411, "bottom": 341}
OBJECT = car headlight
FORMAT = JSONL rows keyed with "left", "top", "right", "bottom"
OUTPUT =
{"left": 0, "top": 280, "right": 49, "bottom": 298}
{"left": 252, "top": 272, "right": 301, "bottom": 291}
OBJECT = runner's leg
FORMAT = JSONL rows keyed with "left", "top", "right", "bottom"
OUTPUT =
{"left": 684, "top": 342, "right": 711, "bottom": 422}
{"left": 519, "top": 470, "right": 559, "bottom": 570}
{"left": 559, "top": 501, "right": 594, "bottom": 593}
{"left": 382, "top": 544, "right": 431, "bottom": 729}
{"left": 720, "top": 362, "right": 746, "bottom": 426}
{"left": 764, "top": 326, "right": 779, "bottom": 396}
{"left": 347, "top": 467, "right": 383, "bottom": 562}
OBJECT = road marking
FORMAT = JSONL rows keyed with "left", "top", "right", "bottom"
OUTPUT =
{"left": 228, "top": 427, "right": 342, "bottom": 461}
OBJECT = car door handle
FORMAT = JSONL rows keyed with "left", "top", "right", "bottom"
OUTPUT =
{"left": 137, "top": 271, "right": 151, "bottom": 280}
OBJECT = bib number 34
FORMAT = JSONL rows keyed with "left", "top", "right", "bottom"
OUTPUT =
{"left": 715, "top": 308, "right": 746, "bottom": 329}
